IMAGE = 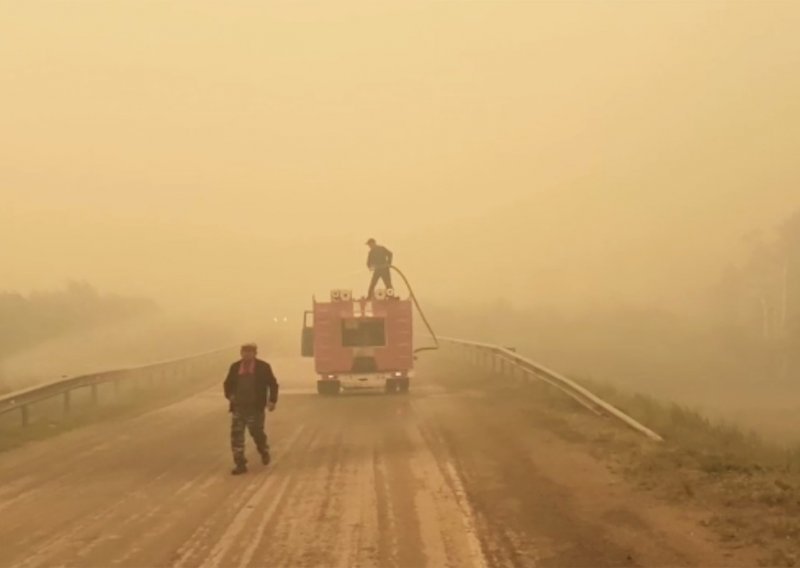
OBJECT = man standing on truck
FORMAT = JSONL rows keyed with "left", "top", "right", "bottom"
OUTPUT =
{"left": 366, "top": 238, "right": 394, "bottom": 299}
{"left": 223, "top": 343, "right": 279, "bottom": 475}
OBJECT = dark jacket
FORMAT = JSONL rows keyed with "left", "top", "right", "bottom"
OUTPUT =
{"left": 224, "top": 359, "right": 279, "bottom": 412}
{"left": 367, "top": 245, "right": 393, "bottom": 269}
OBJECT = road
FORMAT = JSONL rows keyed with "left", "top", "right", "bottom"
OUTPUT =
{"left": 0, "top": 358, "right": 753, "bottom": 567}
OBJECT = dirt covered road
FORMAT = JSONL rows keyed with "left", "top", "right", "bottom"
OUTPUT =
{"left": 0, "top": 358, "right": 757, "bottom": 567}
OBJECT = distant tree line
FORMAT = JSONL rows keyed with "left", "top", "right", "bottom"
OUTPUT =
{"left": 429, "top": 206, "right": 800, "bottom": 386}
{"left": 0, "top": 281, "right": 157, "bottom": 359}
{"left": 710, "top": 208, "right": 800, "bottom": 378}
{"left": 713, "top": 209, "right": 800, "bottom": 339}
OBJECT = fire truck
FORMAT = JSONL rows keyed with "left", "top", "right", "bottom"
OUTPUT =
{"left": 301, "top": 288, "right": 413, "bottom": 395}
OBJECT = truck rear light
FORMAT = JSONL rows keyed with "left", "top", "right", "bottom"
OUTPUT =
{"left": 393, "top": 371, "right": 403, "bottom": 377}
{"left": 326, "top": 374, "right": 337, "bottom": 380}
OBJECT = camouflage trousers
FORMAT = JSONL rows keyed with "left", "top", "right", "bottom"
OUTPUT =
{"left": 230, "top": 407, "right": 268, "bottom": 465}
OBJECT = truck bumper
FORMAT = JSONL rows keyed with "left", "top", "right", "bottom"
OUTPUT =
{"left": 332, "top": 372, "right": 411, "bottom": 391}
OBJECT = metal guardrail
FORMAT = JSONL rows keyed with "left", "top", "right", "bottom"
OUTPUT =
{"left": 0, "top": 346, "right": 235, "bottom": 428}
{"left": 439, "top": 337, "right": 663, "bottom": 442}
{"left": 1, "top": 335, "right": 661, "bottom": 443}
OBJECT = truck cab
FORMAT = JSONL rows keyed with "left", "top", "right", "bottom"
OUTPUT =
{"left": 301, "top": 289, "right": 413, "bottom": 395}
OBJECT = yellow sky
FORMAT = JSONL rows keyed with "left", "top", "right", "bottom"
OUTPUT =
{"left": 2, "top": 1, "right": 799, "bottom": 310}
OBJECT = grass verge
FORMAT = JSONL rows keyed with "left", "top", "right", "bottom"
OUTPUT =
{"left": 574, "top": 377, "right": 800, "bottom": 567}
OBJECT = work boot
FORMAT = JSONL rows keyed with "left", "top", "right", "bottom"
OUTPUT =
{"left": 260, "top": 450, "right": 271, "bottom": 466}
{"left": 231, "top": 463, "right": 247, "bottom": 475}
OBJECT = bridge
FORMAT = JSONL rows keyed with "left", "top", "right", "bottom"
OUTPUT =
{"left": 0, "top": 339, "right": 755, "bottom": 568}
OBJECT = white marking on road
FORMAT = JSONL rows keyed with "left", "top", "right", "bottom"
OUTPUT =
{"left": 171, "top": 426, "right": 306, "bottom": 568}
{"left": 201, "top": 426, "right": 304, "bottom": 568}
{"left": 235, "top": 466, "right": 297, "bottom": 568}
{"left": 443, "top": 460, "right": 491, "bottom": 568}
{"left": 406, "top": 420, "right": 489, "bottom": 568}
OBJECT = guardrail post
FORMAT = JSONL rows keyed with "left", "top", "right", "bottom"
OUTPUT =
{"left": 63, "top": 391, "right": 71, "bottom": 415}
{"left": 21, "top": 405, "right": 29, "bottom": 427}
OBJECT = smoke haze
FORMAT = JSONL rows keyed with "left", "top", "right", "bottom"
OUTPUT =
{"left": 2, "top": 1, "right": 798, "bottom": 313}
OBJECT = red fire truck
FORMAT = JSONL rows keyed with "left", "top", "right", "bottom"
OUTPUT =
{"left": 301, "top": 289, "right": 413, "bottom": 395}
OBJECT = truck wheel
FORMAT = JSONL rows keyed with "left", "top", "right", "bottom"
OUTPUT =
{"left": 397, "top": 378, "right": 410, "bottom": 394}
{"left": 317, "top": 381, "right": 340, "bottom": 396}
{"left": 384, "top": 379, "right": 398, "bottom": 394}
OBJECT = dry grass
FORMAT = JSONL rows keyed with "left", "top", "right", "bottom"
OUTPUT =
{"left": 572, "top": 376, "right": 800, "bottom": 567}
{"left": 579, "top": 378, "right": 800, "bottom": 471}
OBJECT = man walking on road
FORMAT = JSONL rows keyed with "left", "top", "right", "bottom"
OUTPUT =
{"left": 366, "top": 238, "right": 394, "bottom": 299}
{"left": 224, "top": 343, "right": 279, "bottom": 475}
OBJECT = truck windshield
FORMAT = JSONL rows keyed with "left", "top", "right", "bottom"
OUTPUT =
{"left": 341, "top": 319, "right": 386, "bottom": 347}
